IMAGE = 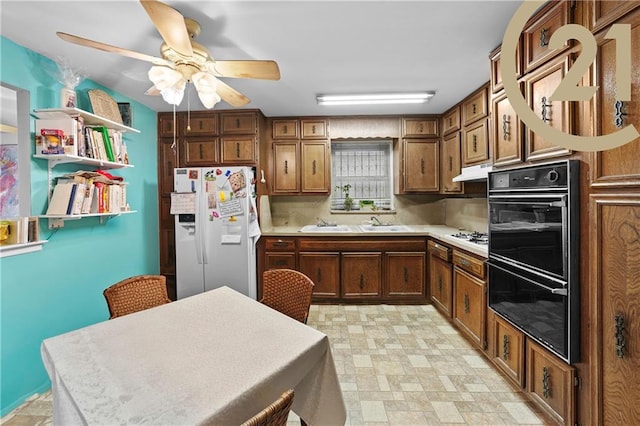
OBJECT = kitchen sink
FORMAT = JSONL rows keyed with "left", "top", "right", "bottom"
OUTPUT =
{"left": 299, "top": 224, "right": 353, "bottom": 233}
{"left": 358, "top": 224, "right": 412, "bottom": 232}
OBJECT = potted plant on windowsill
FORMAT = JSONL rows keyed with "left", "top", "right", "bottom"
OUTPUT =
{"left": 336, "top": 184, "right": 354, "bottom": 211}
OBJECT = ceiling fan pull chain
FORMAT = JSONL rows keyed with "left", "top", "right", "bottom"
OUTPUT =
{"left": 171, "top": 104, "right": 177, "bottom": 153}
{"left": 186, "top": 89, "right": 192, "bottom": 132}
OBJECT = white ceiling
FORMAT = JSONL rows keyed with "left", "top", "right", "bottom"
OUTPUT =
{"left": 1, "top": 0, "right": 523, "bottom": 117}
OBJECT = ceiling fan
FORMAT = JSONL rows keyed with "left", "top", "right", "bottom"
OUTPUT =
{"left": 56, "top": 0, "right": 280, "bottom": 109}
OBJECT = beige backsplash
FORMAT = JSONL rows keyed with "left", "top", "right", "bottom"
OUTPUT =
{"left": 261, "top": 194, "right": 487, "bottom": 232}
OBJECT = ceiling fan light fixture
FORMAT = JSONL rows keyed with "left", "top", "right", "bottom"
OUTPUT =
{"left": 159, "top": 78, "right": 186, "bottom": 106}
{"left": 148, "top": 65, "right": 183, "bottom": 91}
{"left": 192, "top": 71, "right": 221, "bottom": 109}
{"left": 316, "top": 92, "right": 435, "bottom": 106}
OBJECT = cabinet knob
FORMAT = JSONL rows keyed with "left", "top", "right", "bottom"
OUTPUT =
{"left": 311, "top": 124, "right": 316, "bottom": 134}
{"left": 542, "top": 366, "right": 551, "bottom": 399}
{"left": 472, "top": 103, "right": 477, "bottom": 114}
{"left": 199, "top": 144, "right": 204, "bottom": 159}
{"left": 614, "top": 101, "right": 628, "bottom": 128}
{"left": 283, "top": 125, "right": 288, "bottom": 134}
{"left": 236, "top": 143, "right": 240, "bottom": 158}
{"left": 284, "top": 160, "right": 288, "bottom": 174}
{"left": 312, "top": 159, "right": 317, "bottom": 175}
{"left": 403, "top": 267, "right": 409, "bottom": 283}
{"left": 317, "top": 268, "right": 322, "bottom": 282}
{"left": 502, "top": 334, "right": 510, "bottom": 361}
{"left": 472, "top": 135, "right": 477, "bottom": 152}
{"left": 615, "top": 313, "right": 626, "bottom": 359}
{"left": 359, "top": 274, "right": 364, "bottom": 289}
{"left": 541, "top": 96, "right": 552, "bottom": 123}
{"left": 463, "top": 293, "right": 470, "bottom": 313}
{"left": 502, "top": 114, "right": 510, "bottom": 141}
{"left": 420, "top": 158, "right": 425, "bottom": 174}
{"left": 438, "top": 275, "right": 443, "bottom": 293}
{"left": 540, "top": 28, "right": 549, "bottom": 47}
{"left": 236, "top": 118, "right": 241, "bottom": 128}
{"left": 449, "top": 156, "right": 453, "bottom": 172}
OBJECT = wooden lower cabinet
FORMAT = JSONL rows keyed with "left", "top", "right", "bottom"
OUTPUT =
{"left": 385, "top": 252, "right": 425, "bottom": 297}
{"left": 527, "top": 339, "right": 576, "bottom": 425}
{"left": 429, "top": 249, "right": 453, "bottom": 318}
{"left": 489, "top": 310, "right": 525, "bottom": 388}
{"left": 453, "top": 267, "right": 486, "bottom": 350}
{"left": 342, "top": 253, "right": 382, "bottom": 298}
{"left": 299, "top": 252, "right": 340, "bottom": 299}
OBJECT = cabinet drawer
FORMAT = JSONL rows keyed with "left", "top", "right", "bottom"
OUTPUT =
{"left": 403, "top": 118, "right": 439, "bottom": 137}
{"left": 526, "top": 339, "right": 576, "bottom": 425}
{"left": 462, "top": 119, "right": 489, "bottom": 166}
{"left": 428, "top": 240, "right": 451, "bottom": 261}
{"left": 452, "top": 250, "right": 485, "bottom": 279}
{"left": 462, "top": 86, "right": 488, "bottom": 126}
{"left": 220, "top": 136, "right": 256, "bottom": 164}
{"left": 272, "top": 119, "right": 299, "bottom": 139}
{"left": 220, "top": 112, "right": 256, "bottom": 134}
{"left": 442, "top": 107, "right": 460, "bottom": 135}
{"left": 491, "top": 312, "right": 525, "bottom": 388}
{"left": 185, "top": 114, "right": 218, "bottom": 135}
{"left": 264, "top": 238, "right": 296, "bottom": 251}
{"left": 523, "top": 1, "right": 570, "bottom": 73}
{"left": 265, "top": 252, "right": 296, "bottom": 270}
{"left": 301, "top": 119, "right": 328, "bottom": 139}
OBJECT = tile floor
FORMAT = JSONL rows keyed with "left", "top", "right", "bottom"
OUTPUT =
{"left": 2, "top": 304, "right": 553, "bottom": 425}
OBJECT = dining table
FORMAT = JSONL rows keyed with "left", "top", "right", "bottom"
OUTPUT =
{"left": 41, "top": 286, "right": 346, "bottom": 425}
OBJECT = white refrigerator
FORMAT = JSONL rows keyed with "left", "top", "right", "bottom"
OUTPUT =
{"left": 173, "top": 166, "right": 260, "bottom": 300}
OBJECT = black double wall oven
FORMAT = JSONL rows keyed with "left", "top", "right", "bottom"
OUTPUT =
{"left": 488, "top": 160, "right": 579, "bottom": 363}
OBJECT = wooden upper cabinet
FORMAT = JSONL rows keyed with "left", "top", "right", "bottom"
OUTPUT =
{"left": 442, "top": 107, "right": 460, "bottom": 136}
{"left": 403, "top": 138, "right": 439, "bottom": 192}
{"left": 490, "top": 43, "right": 522, "bottom": 94}
{"left": 463, "top": 119, "right": 489, "bottom": 166}
{"left": 272, "top": 119, "right": 299, "bottom": 139}
{"left": 159, "top": 138, "right": 178, "bottom": 196}
{"left": 220, "top": 136, "right": 256, "bottom": 165}
{"left": 220, "top": 112, "right": 256, "bottom": 134}
{"left": 402, "top": 117, "right": 439, "bottom": 137}
{"left": 492, "top": 90, "right": 523, "bottom": 167}
{"left": 462, "top": 85, "right": 488, "bottom": 126}
{"left": 159, "top": 113, "right": 177, "bottom": 137}
{"left": 593, "top": 1, "right": 640, "bottom": 33}
{"left": 591, "top": 8, "right": 640, "bottom": 188}
{"left": 272, "top": 141, "right": 299, "bottom": 193}
{"left": 523, "top": 0, "right": 570, "bottom": 73}
{"left": 183, "top": 137, "right": 218, "bottom": 166}
{"left": 185, "top": 113, "right": 218, "bottom": 135}
{"left": 301, "top": 141, "right": 329, "bottom": 193}
{"left": 441, "top": 131, "right": 462, "bottom": 193}
{"left": 525, "top": 57, "right": 572, "bottom": 162}
{"left": 301, "top": 119, "right": 328, "bottom": 139}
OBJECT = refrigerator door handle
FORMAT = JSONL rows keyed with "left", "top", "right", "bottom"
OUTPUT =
{"left": 194, "top": 189, "right": 203, "bottom": 265}
{"left": 200, "top": 194, "right": 208, "bottom": 264}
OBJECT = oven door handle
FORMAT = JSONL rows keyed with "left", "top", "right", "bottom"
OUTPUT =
{"left": 487, "top": 261, "right": 568, "bottom": 296}
{"left": 488, "top": 197, "right": 566, "bottom": 208}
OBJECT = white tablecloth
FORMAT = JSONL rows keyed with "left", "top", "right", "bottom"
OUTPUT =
{"left": 41, "top": 286, "right": 346, "bottom": 425}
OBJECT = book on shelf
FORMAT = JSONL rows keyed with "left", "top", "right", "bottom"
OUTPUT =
{"left": 46, "top": 182, "right": 77, "bottom": 215}
{"left": 0, "top": 217, "right": 41, "bottom": 246}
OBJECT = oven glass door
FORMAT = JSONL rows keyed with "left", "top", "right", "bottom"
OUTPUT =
{"left": 488, "top": 261, "right": 569, "bottom": 361}
{"left": 489, "top": 195, "right": 566, "bottom": 281}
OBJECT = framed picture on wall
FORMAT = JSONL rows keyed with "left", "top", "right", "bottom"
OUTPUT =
{"left": 117, "top": 102, "right": 132, "bottom": 127}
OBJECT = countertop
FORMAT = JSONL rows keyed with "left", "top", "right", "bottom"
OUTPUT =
{"left": 261, "top": 224, "right": 488, "bottom": 258}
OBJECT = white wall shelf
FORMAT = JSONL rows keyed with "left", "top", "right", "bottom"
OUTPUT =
{"left": 33, "top": 154, "right": 134, "bottom": 170}
{"left": 33, "top": 107, "right": 140, "bottom": 133}
{"left": 40, "top": 210, "right": 138, "bottom": 229}
{"left": 0, "top": 240, "right": 48, "bottom": 258}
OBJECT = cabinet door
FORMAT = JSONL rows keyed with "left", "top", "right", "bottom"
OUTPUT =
{"left": 403, "top": 118, "right": 439, "bottom": 137}
{"left": 440, "top": 131, "right": 462, "bottom": 193}
{"left": 453, "top": 267, "right": 486, "bottom": 349}
{"left": 184, "top": 113, "right": 218, "bottom": 135}
{"left": 301, "top": 141, "right": 329, "bottom": 193}
{"left": 525, "top": 58, "right": 572, "bottom": 162}
{"left": 265, "top": 252, "right": 296, "bottom": 270}
{"left": 403, "top": 139, "right": 439, "bottom": 192}
{"left": 183, "top": 137, "right": 218, "bottom": 166}
{"left": 158, "top": 113, "right": 178, "bottom": 138}
{"left": 272, "top": 142, "right": 299, "bottom": 193}
{"left": 159, "top": 227, "right": 175, "bottom": 276}
{"left": 492, "top": 91, "right": 523, "bottom": 167}
{"left": 342, "top": 253, "right": 382, "bottom": 298}
{"left": 462, "top": 119, "right": 489, "bottom": 166}
{"left": 442, "top": 107, "right": 460, "bottom": 136}
{"left": 272, "top": 119, "right": 299, "bottom": 139}
{"left": 462, "top": 86, "right": 488, "bottom": 126}
{"left": 593, "top": 1, "right": 640, "bottom": 32}
{"left": 220, "top": 136, "right": 256, "bottom": 164}
{"left": 429, "top": 254, "right": 452, "bottom": 318}
{"left": 590, "top": 196, "right": 640, "bottom": 425}
{"left": 159, "top": 138, "right": 178, "bottom": 196}
{"left": 220, "top": 112, "right": 256, "bottom": 134}
{"left": 526, "top": 339, "right": 576, "bottom": 425}
{"left": 592, "top": 10, "right": 640, "bottom": 188}
{"left": 299, "top": 252, "right": 340, "bottom": 299}
{"left": 490, "top": 311, "right": 525, "bottom": 388}
{"left": 301, "top": 119, "right": 328, "bottom": 139}
{"left": 522, "top": 0, "right": 570, "bottom": 73}
{"left": 385, "top": 252, "right": 425, "bottom": 297}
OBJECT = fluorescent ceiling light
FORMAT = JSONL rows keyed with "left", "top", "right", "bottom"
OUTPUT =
{"left": 316, "top": 92, "right": 435, "bottom": 106}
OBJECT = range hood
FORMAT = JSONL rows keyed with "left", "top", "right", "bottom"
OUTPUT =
{"left": 452, "top": 163, "right": 493, "bottom": 182}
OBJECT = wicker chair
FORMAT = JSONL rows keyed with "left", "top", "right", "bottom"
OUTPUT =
{"left": 240, "top": 389, "right": 295, "bottom": 426}
{"left": 261, "top": 269, "right": 315, "bottom": 323}
{"left": 103, "top": 275, "right": 171, "bottom": 319}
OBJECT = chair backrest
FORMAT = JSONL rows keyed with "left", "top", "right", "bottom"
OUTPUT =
{"left": 103, "top": 275, "right": 171, "bottom": 319}
{"left": 261, "top": 269, "right": 314, "bottom": 323}
{"left": 241, "top": 389, "right": 294, "bottom": 426}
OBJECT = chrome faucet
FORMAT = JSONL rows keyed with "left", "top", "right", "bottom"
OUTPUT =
{"left": 317, "top": 217, "right": 329, "bottom": 227}
{"left": 370, "top": 216, "right": 383, "bottom": 226}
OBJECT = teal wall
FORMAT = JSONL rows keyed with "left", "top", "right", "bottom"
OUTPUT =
{"left": 0, "top": 37, "right": 159, "bottom": 416}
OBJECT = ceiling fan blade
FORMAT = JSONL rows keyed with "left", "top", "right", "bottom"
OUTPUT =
{"left": 145, "top": 86, "right": 161, "bottom": 96}
{"left": 207, "top": 60, "right": 281, "bottom": 80}
{"left": 216, "top": 81, "right": 250, "bottom": 107}
{"left": 57, "top": 32, "right": 173, "bottom": 67}
{"left": 140, "top": 0, "right": 193, "bottom": 57}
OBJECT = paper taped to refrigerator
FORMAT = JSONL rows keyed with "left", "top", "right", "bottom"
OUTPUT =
{"left": 218, "top": 197, "right": 244, "bottom": 218}
{"left": 170, "top": 192, "right": 196, "bottom": 214}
